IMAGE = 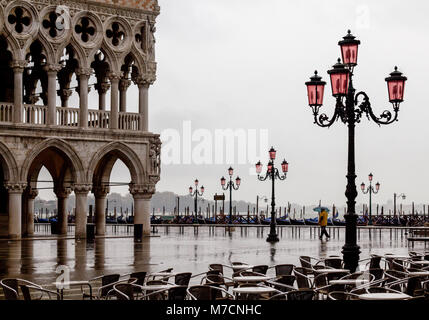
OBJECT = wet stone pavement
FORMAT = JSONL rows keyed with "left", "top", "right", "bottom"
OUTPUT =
{"left": 0, "top": 226, "right": 427, "bottom": 299}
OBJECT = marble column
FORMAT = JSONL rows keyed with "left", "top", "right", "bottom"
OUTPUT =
{"left": 93, "top": 186, "right": 109, "bottom": 236}
{"left": 137, "top": 79, "right": 150, "bottom": 131}
{"left": 55, "top": 187, "right": 72, "bottom": 235}
{"left": 119, "top": 79, "right": 131, "bottom": 113}
{"left": 26, "top": 188, "right": 38, "bottom": 236}
{"left": 95, "top": 82, "right": 110, "bottom": 111}
{"left": 5, "top": 183, "right": 26, "bottom": 239}
{"left": 74, "top": 184, "right": 91, "bottom": 239}
{"left": 76, "top": 68, "right": 92, "bottom": 128}
{"left": 11, "top": 61, "right": 26, "bottom": 124}
{"left": 44, "top": 64, "right": 62, "bottom": 126}
{"left": 109, "top": 73, "right": 120, "bottom": 130}
{"left": 58, "top": 88, "right": 73, "bottom": 108}
{"left": 130, "top": 185, "right": 154, "bottom": 236}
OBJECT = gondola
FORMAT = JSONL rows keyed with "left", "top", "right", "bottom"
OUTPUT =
{"left": 276, "top": 216, "right": 291, "bottom": 225}
{"left": 304, "top": 218, "right": 318, "bottom": 225}
{"left": 332, "top": 218, "right": 346, "bottom": 226}
{"left": 290, "top": 218, "right": 306, "bottom": 225}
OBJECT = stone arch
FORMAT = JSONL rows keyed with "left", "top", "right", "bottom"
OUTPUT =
{"left": 87, "top": 142, "right": 145, "bottom": 186}
{"left": 90, "top": 43, "right": 120, "bottom": 74}
{"left": 120, "top": 48, "right": 146, "bottom": 79}
{"left": 0, "top": 141, "right": 18, "bottom": 182}
{"left": 0, "top": 31, "right": 20, "bottom": 61}
{"left": 55, "top": 38, "right": 87, "bottom": 69}
{"left": 20, "top": 138, "right": 85, "bottom": 185}
{"left": 24, "top": 34, "right": 55, "bottom": 65}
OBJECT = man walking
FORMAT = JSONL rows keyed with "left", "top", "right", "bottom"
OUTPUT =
{"left": 318, "top": 207, "right": 330, "bottom": 240}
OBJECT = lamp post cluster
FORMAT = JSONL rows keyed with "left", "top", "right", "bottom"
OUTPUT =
{"left": 189, "top": 179, "right": 204, "bottom": 219}
{"left": 255, "top": 147, "right": 289, "bottom": 243}
{"left": 220, "top": 167, "right": 241, "bottom": 224}
{"left": 305, "top": 30, "right": 407, "bottom": 272}
{"left": 360, "top": 173, "right": 380, "bottom": 225}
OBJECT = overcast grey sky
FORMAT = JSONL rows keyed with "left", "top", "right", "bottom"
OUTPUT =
{"left": 38, "top": 0, "right": 429, "bottom": 208}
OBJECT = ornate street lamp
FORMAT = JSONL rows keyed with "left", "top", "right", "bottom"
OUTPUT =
{"left": 256, "top": 147, "right": 289, "bottom": 242}
{"left": 189, "top": 179, "right": 204, "bottom": 222}
{"left": 220, "top": 167, "right": 241, "bottom": 225}
{"left": 360, "top": 173, "right": 380, "bottom": 225}
{"left": 304, "top": 30, "right": 407, "bottom": 272}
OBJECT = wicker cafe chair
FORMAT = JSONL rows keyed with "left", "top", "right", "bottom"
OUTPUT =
{"left": 174, "top": 272, "right": 192, "bottom": 286}
{"left": 187, "top": 285, "right": 234, "bottom": 301}
{"left": 269, "top": 275, "right": 296, "bottom": 292}
{"left": 144, "top": 280, "right": 170, "bottom": 300}
{"left": 209, "top": 264, "right": 224, "bottom": 274}
{"left": 274, "top": 264, "right": 294, "bottom": 276}
{"left": 104, "top": 278, "right": 138, "bottom": 300}
{"left": 294, "top": 267, "right": 312, "bottom": 289}
{"left": 1, "top": 278, "right": 60, "bottom": 301}
{"left": 286, "top": 289, "right": 316, "bottom": 301}
{"left": 328, "top": 291, "right": 359, "bottom": 300}
{"left": 252, "top": 265, "right": 269, "bottom": 275}
{"left": 83, "top": 273, "right": 120, "bottom": 300}
{"left": 324, "top": 258, "right": 343, "bottom": 269}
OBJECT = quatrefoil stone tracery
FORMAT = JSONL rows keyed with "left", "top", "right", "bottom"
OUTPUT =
{"left": 8, "top": 6, "right": 31, "bottom": 33}
{"left": 106, "top": 22, "right": 125, "bottom": 47}
{"left": 75, "top": 17, "right": 95, "bottom": 43}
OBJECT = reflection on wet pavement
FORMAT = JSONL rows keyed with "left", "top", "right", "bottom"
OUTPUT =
{"left": 0, "top": 226, "right": 425, "bottom": 289}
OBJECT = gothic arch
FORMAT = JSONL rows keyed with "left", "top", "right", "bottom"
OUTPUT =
{"left": 55, "top": 38, "right": 88, "bottom": 69}
{"left": 87, "top": 141, "right": 145, "bottom": 186}
{"left": 0, "top": 141, "right": 18, "bottom": 182}
{"left": 24, "top": 34, "right": 55, "bottom": 65}
{"left": 20, "top": 138, "right": 85, "bottom": 184}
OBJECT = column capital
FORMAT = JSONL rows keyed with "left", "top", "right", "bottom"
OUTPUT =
{"left": 57, "top": 88, "right": 73, "bottom": 99}
{"left": 95, "top": 82, "right": 111, "bottom": 94}
{"left": 5, "top": 182, "right": 27, "bottom": 193}
{"left": 119, "top": 79, "right": 132, "bottom": 91}
{"left": 43, "top": 64, "right": 63, "bottom": 74}
{"left": 73, "top": 184, "right": 92, "bottom": 195}
{"left": 27, "top": 188, "right": 39, "bottom": 200}
{"left": 54, "top": 187, "right": 72, "bottom": 198}
{"left": 108, "top": 72, "right": 122, "bottom": 82}
{"left": 10, "top": 60, "right": 27, "bottom": 71}
{"left": 129, "top": 183, "right": 155, "bottom": 199}
{"left": 93, "top": 185, "right": 110, "bottom": 198}
{"left": 76, "top": 68, "right": 93, "bottom": 78}
{"left": 136, "top": 76, "right": 155, "bottom": 88}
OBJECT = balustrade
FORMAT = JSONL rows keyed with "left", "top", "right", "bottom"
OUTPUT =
{"left": 0, "top": 103, "right": 13, "bottom": 123}
{"left": 118, "top": 112, "right": 141, "bottom": 131}
{"left": 56, "top": 107, "right": 79, "bottom": 127}
{"left": 23, "top": 104, "right": 47, "bottom": 125}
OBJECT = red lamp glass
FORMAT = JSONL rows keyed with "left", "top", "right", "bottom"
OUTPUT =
{"left": 281, "top": 159, "right": 289, "bottom": 173}
{"left": 189, "top": 186, "right": 193, "bottom": 194}
{"left": 269, "top": 147, "right": 276, "bottom": 160}
{"left": 305, "top": 71, "right": 326, "bottom": 107}
{"left": 220, "top": 176, "right": 226, "bottom": 186}
{"left": 375, "top": 182, "right": 380, "bottom": 191}
{"left": 228, "top": 167, "right": 234, "bottom": 176}
{"left": 194, "top": 179, "right": 199, "bottom": 186}
{"left": 255, "top": 161, "right": 262, "bottom": 174}
{"left": 385, "top": 67, "right": 407, "bottom": 103}
{"left": 327, "top": 59, "right": 350, "bottom": 97}
{"left": 267, "top": 161, "right": 273, "bottom": 173}
{"left": 235, "top": 177, "right": 241, "bottom": 186}
{"left": 368, "top": 173, "right": 373, "bottom": 182}
{"left": 200, "top": 186, "right": 205, "bottom": 193}
{"left": 338, "top": 30, "right": 360, "bottom": 66}
{"left": 360, "top": 182, "right": 365, "bottom": 191}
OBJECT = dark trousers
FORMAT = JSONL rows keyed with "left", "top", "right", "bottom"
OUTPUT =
{"left": 320, "top": 226, "right": 330, "bottom": 238}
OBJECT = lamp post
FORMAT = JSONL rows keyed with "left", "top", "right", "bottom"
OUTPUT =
{"left": 256, "top": 147, "right": 289, "bottom": 243}
{"left": 304, "top": 30, "right": 407, "bottom": 272}
{"left": 189, "top": 179, "right": 204, "bottom": 221}
{"left": 394, "top": 193, "right": 406, "bottom": 216}
{"left": 220, "top": 167, "right": 241, "bottom": 225}
{"left": 360, "top": 173, "right": 380, "bottom": 225}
